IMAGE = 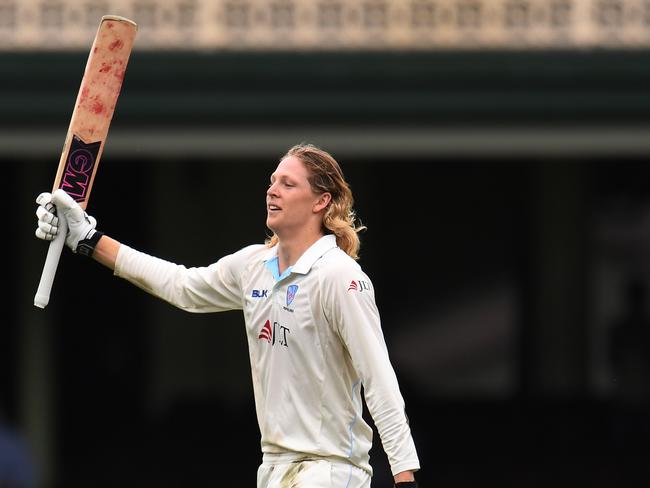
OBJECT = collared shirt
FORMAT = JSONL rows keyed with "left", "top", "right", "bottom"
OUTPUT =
{"left": 115, "top": 234, "right": 420, "bottom": 476}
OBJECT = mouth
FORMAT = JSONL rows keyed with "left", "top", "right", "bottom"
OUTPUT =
{"left": 267, "top": 204, "right": 282, "bottom": 212}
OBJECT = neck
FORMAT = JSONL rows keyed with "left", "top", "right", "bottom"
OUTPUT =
{"left": 276, "top": 231, "right": 324, "bottom": 274}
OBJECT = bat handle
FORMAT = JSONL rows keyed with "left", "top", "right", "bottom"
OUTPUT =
{"left": 34, "top": 212, "right": 68, "bottom": 309}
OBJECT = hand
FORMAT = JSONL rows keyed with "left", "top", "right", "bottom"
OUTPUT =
{"left": 395, "top": 482, "right": 418, "bottom": 488}
{"left": 394, "top": 470, "right": 417, "bottom": 487}
{"left": 35, "top": 189, "right": 98, "bottom": 253}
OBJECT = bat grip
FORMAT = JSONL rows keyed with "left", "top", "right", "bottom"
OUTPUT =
{"left": 34, "top": 212, "right": 68, "bottom": 309}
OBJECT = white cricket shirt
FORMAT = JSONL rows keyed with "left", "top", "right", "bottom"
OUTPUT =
{"left": 114, "top": 234, "right": 420, "bottom": 476}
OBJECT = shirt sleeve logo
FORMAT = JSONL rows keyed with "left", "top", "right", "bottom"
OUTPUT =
{"left": 348, "top": 279, "right": 371, "bottom": 292}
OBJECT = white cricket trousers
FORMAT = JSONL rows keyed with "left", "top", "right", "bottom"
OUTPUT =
{"left": 257, "top": 454, "right": 371, "bottom": 488}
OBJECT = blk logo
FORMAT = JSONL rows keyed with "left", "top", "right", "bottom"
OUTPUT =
{"left": 258, "top": 319, "right": 290, "bottom": 347}
{"left": 252, "top": 289, "right": 268, "bottom": 298}
{"left": 348, "top": 280, "right": 370, "bottom": 292}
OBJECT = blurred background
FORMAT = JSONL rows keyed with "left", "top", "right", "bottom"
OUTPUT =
{"left": 3, "top": 0, "right": 650, "bottom": 486}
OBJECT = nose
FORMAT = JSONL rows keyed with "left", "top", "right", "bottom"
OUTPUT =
{"left": 267, "top": 181, "right": 279, "bottom": 197}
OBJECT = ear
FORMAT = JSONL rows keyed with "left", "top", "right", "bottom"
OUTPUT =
{"left": 313, "top": 192, "right": 332, "bottom": 213}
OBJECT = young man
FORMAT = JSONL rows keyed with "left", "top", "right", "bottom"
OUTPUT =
{"left": 35, "top": 143, "right": 420, "bottom": 487}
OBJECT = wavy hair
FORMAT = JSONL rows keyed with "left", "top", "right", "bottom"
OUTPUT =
{"left": 265, "top": 143, "right": 366, "bottom": 259}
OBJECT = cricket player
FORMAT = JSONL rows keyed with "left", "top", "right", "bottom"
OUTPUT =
{"left": 35, "top": 143, "right": 421, "bottom": 487}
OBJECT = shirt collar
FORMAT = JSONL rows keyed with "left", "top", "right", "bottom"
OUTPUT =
{"left": 292, "top": 234, "right": 338, "bottom": 274}
{"left": 262, "top": 234, "right": 338, "bottom": 275}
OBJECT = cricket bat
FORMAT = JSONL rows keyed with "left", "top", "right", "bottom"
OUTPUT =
{"left": 34, "top": 15, "right": 137, "bottom": 309}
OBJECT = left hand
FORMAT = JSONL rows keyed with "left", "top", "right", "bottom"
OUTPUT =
{"left": 394, "top": 470, "right": 417, "bottom": 487}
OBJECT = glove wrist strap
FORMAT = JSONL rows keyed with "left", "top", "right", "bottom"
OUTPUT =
{"left": 77, "top": 230, "right": 104, "bottom": 257}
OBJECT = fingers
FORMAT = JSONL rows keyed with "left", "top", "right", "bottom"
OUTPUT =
{"left": 36, "top": 205, "right": 58, "bottom": 227}
{"left": 36, "top": 192, "right": 56, "bottom": 214}
{"left": 35, "top": 196, "right": 59, "bottom": 241}
{"left": 36, "top": 217, "right": 58, "bottom": 236}
{"left": 35, "top": 221, "right": 57, "bottom": 241}
{"left": 36, "top": 191, "right": 52, "bottom": 206}
{"left": 35, "top": 226, "right": 56, "bottom": 241}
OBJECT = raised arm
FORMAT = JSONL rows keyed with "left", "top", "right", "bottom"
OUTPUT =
{"left": 35, "top": 189, "right": 246, "bottom": 312}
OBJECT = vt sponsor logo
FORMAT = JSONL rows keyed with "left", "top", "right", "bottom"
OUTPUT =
{"left": 252, "top": 289, "right": 268, "bottom": 298}
{"left": 348, "top": 280, "right": 371, "bottom": 292}
{"left": 258, "top": 319, "right": 290, "bottom": 347}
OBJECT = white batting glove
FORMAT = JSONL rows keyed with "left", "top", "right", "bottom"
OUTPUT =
{"left": 35, "top": 192, "right": 59, "bottom": 241}
{"left": 35, "top": 189, "right": 101, "bottom": 255}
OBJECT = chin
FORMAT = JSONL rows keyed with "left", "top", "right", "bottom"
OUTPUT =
{"left": 266, "top": 218, "right": 277, "bottom": 232}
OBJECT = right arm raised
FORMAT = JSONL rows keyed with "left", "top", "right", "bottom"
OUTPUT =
{"left": 35, "top": 189, "right": 246, "bottom": 312}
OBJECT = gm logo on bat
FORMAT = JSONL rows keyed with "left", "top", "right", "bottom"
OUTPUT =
{"left": 60, "top": 135, "right": 101, "bottom": 202}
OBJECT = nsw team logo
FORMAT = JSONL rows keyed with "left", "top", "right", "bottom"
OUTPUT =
{"left": 286, "top": 285, "right": 298, "bottom": 306}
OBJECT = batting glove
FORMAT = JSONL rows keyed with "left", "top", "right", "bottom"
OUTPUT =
{"left": 35, "top": 189, "right": 102, "bottom": 256}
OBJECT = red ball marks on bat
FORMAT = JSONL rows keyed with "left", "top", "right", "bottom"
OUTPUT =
{"left": 99, "top": 63, "right": 111, "bottom": 73}
{"left": 107, "top": 22, "right": 114, "bottom": 29}
{"left": 91, "top": 100, "right": 104, "bottom": 114}
{"left": 109, "top": 39, "right": 124, "bottom": 51}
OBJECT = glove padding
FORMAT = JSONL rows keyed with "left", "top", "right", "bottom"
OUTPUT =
{"left": 35, "top": 189, "right": 98, "bottom": 253}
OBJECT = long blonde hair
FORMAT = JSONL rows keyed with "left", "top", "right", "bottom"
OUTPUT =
{"left": 265, "top": 143, "right": 366, "bottom": 259}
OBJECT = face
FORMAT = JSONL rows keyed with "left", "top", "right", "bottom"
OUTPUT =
{"left": 266, "top": 156, "right": 329, "bottom": 238}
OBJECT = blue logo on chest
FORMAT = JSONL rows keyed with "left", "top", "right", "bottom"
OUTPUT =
{"left": 286, "top": 285, "right": 298, "bottom": 306}
{"left": 252, "top": 289, "right": 268, "bottom": 298}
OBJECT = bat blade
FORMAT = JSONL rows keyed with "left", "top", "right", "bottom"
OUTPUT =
{"left": 34, "top": 15, "right": 137, "bottom": 309}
